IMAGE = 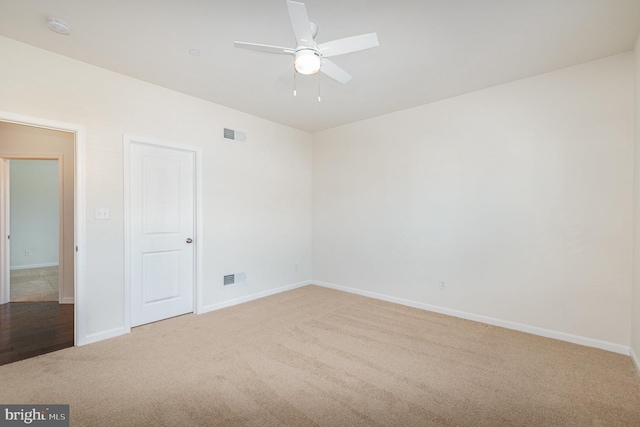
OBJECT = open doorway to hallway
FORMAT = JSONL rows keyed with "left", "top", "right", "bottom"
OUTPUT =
{"left": 0, "top": 121, "right": 75, "bottom": 365}
{"left": 9, "top": 159, "right": 60, "bottom": 302}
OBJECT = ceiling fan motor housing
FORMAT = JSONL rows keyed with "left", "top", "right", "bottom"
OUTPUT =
{"left": 294, "top": 48, "right": 322, "bottom": 75}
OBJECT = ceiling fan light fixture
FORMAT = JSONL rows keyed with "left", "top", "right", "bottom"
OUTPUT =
{"left": 294, "top": 50, "right": 321, "bottom": 75}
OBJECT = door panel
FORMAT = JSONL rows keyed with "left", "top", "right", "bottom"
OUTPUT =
{"left": 143, "top": 157, "right": 182, "bottom": 234}
{"left": 142, "top": 250, "right": 181, "bottom": 303}
{"left": 130, "top": 143, "right": 195, "bottom": 327}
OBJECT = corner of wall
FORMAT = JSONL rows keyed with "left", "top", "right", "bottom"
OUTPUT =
{"left": 632, "top": 347, "right": 640, "bottom": 374}
{"left": 632, "top": 31, "right": 640, "bottom": 370}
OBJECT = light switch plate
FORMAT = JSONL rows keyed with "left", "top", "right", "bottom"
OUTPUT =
{"left": 95, "top": 208, "right": 110, "bottom": 220}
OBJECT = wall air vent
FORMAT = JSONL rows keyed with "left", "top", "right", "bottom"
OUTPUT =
{"left": 223, "top": 272, "right": 247, "bottom": 286}
{"left": 223, "top": 128, "right": 247, "bottom": 143}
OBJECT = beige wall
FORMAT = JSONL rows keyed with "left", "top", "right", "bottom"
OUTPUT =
{"left": 0, "top": 122, "right": 74, "bottom": 303}
{"left": 313, "top": 53, "right": 634, "bottom": 349}
{"left": 632, "top": 34, "right": 640, "bottom": 366}
{"left": 0, "top": 36, "right": 313, "bottom": 344}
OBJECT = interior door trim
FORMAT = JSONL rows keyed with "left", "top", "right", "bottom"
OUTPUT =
{"left": 123, "top": 134, "right": 203, "bottom": 333}
{"left": 0, "top": 110, "right": 86, "bottom": 346}
{"left": 0, "top": 159, "right": 9, "bottom": 305}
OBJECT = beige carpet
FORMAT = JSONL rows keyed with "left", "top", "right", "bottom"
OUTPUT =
{"left": 1, "top": 285, "right": 639, "bottom": 426}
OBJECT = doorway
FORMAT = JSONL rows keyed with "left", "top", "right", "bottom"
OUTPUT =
{"left": 0, "top": 119, "right": 77, "bottom": 364}
{"left": 124, "top": 136, "right": 200, "bottom": 329}
{"left": 128, "top": 142, "right": 195, "bottom": 326}
{"left": 9, "top": 159, "right": 61, "bottom": 302}
{"left": 0, "top": 123, "right": 74, "bottom": 304}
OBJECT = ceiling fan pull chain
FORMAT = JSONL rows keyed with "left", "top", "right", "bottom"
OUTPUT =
{"left": 293, "top": 64, "right": 297, "bottom": 96}
{"left": 318, "top": 75, "right": 321, "bottom": 102}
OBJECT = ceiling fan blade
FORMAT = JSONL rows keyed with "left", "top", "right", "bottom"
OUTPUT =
{"left": 318, "top": 33, "right": 379, "bottom": 58}
{"left": 320, "top": 59, "right": 352, "bottom": 84}
{"left": 287, "top": 0, "right": 315, "bottom": 47}
{"left": 234, "top": 41, "right": 295, "bottom": 55}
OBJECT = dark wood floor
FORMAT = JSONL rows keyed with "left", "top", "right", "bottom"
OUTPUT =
{"left": 0, "top": 302, "right": 74, "bottom": 366}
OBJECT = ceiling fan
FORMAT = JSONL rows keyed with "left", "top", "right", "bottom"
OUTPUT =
{"left": 234, "top": 0, "right": 379, "bottom": 85}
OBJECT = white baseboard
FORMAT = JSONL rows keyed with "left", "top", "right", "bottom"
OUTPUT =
{"left": 59, "top": 296, "right": 74, "bottom": 304}
{"left": 77, "top": 281, "right": 312, "bottom": 347}
{"left": 314, "top": 281, "right": 631, "bottom": 356}
{"left": 200, "top": 280, "right": 312, "bottom": 314}
{"left": 10, "top": 262, "right": 59, "bottom": 271}
{"left": 631, "top": 347, "right": 640, "bottom": 374}
{"left": 78, "top": 326, "right": 128, "bottom": 347}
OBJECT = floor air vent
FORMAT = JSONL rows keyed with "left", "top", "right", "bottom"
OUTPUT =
{"left": 223, "top": 272, "right": 246, "bottom": 286}
{"left": 223, "top": 128, "right": 247, "bottom": 142}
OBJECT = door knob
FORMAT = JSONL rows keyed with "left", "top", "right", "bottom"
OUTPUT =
{"left": 186, "top": 238, "right": 193, "bottom": 244}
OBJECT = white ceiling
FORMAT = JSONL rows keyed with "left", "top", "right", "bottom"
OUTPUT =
{"left": 1, "top": 0, "right": 639, "bottom": 133}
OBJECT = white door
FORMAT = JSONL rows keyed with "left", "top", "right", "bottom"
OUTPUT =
{"left": 130, "top": 143, "right": 195, "bottom": 327}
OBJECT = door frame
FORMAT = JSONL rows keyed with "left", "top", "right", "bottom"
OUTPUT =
{"left": 0, "top": 110, "right": 85, "bottom": 346}
{"left": 0, "top": 156, "right": 66, "bottom": 304}
{"left": 0, "top": 159, "right": 9, "bottom": 304}
{"left": 123, "top": 134, "right": 203, "bottom": 332}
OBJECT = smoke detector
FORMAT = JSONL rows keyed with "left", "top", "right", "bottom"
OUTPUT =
{"left": 47, "top": 17, "right": 71, "bottom": 35}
